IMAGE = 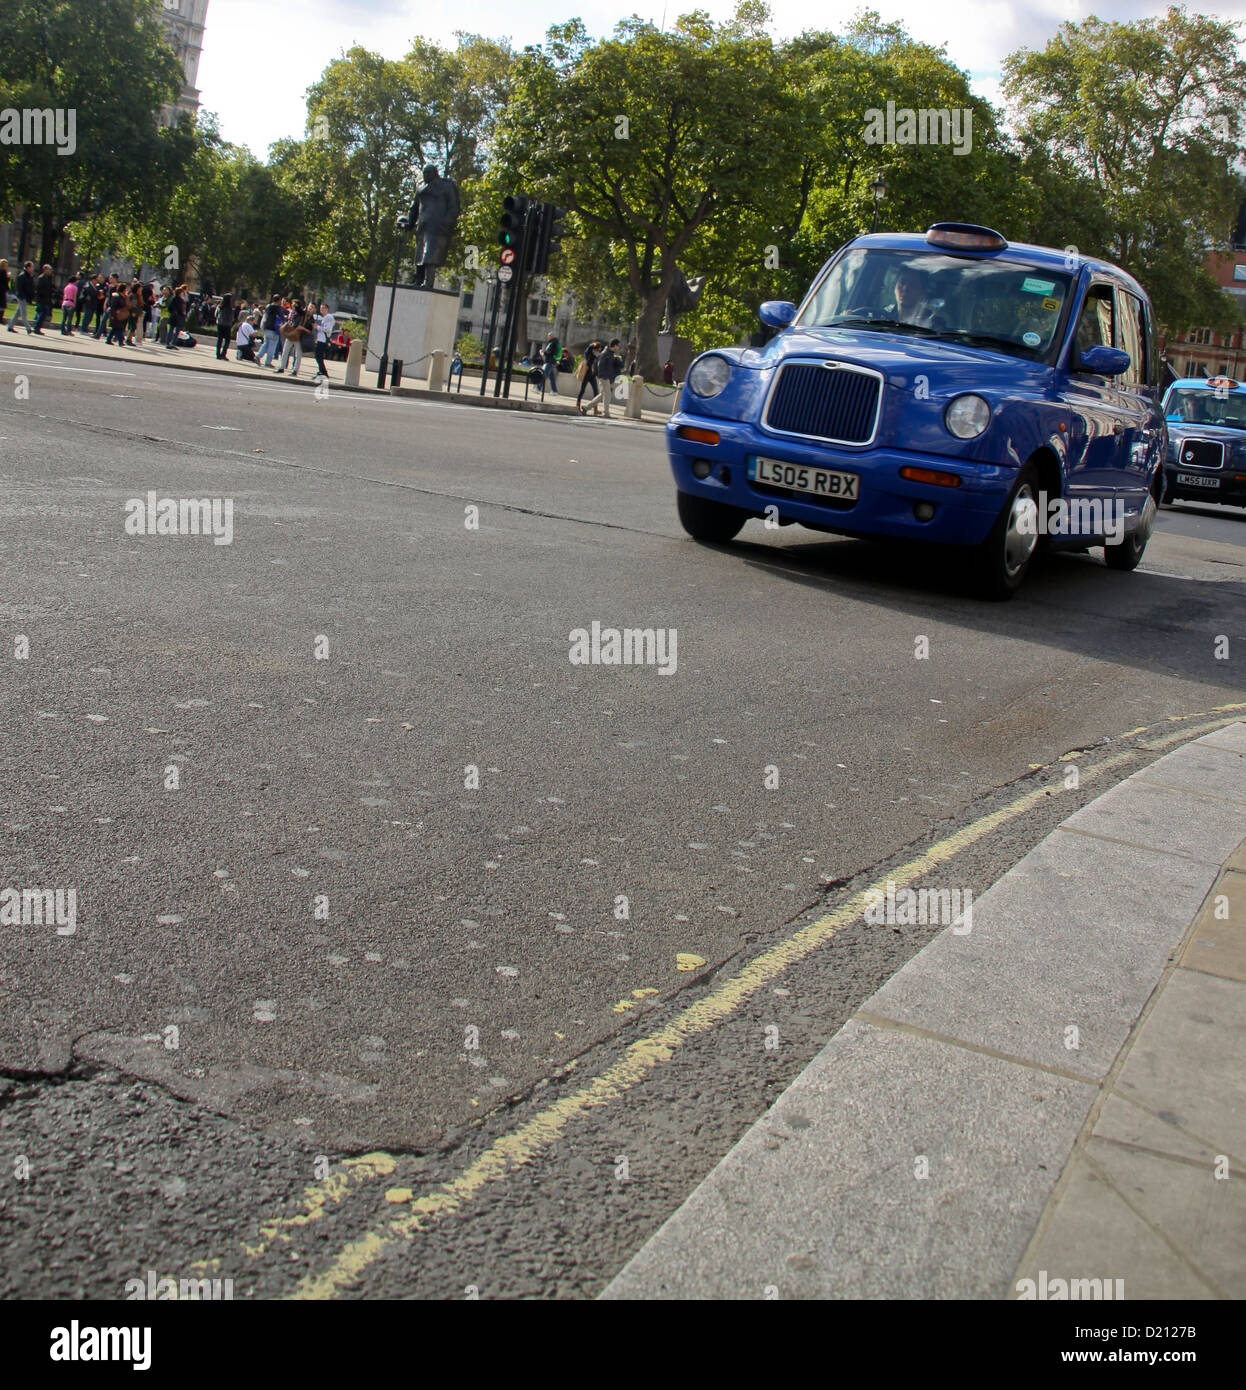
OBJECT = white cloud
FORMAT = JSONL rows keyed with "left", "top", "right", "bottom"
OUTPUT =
{"left": 198, "top": 0, "right": 1245, "bottom": 157}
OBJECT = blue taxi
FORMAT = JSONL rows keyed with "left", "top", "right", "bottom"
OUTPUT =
{"left": 669, "top": 224, "right": 1167, "bottom": 597}
{"left": 1160, "top": 376, "right": 1246, "bottom": 509}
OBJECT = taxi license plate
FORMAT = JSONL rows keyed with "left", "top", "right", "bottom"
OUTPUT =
{"left": 1177, "top": 473, "right": 1219, "bottom": 488}
{"left": 750, "top": 456, "right": 860, "bottom": 500}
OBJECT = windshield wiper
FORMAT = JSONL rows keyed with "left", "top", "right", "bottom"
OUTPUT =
{"left": 937, "top": 330, "right": 1032, "bottom": 355}
{"left": 822, "top": 316, "right": 937, "bottom": 336}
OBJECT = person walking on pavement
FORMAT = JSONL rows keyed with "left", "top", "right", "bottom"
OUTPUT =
{"left": 215, "top": 293, "right": 235, "bottom": 360}
{"left": 32, "top": 264, "right": 55, "bottom": 334}
{"left": 583, "top": 338, "right": 622, "bottom": 419}
{"left": 541, "top": 332, "right": 561, "bottom": 395}
{"left": 94, "top": 276, "right": 116, "bottom": 338}
{"left": 59, "top": 274, "right": 78, "bottom": 334}
{"left": 312, "top": 302, "right": 335, "bottom": 383}
{"left": 257, "top": 294, "right": 284, "bottom": 366}
{"left": 576, "top": 340, "right": 600, "bottom": 414}
{"left": 276, "top": 299, "right": 308, "bottom": 377}
{"left": 0, "top": 260, "right": 10, "bottom": 327}
{"left": 8, "top": 262, "right": 35, "bottom": 334}
{"left": 124, "top": 281, "right": 142, "bottom": 344}
{"left": 166, "top": 285, "right": 187, "bottom": 349}
{"left": 105, "top": 282, "right": 130, "bottom": 346}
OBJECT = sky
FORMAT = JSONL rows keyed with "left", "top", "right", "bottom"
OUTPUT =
{"left": 197, "top": 0, "right": 1246, "bottom": 158}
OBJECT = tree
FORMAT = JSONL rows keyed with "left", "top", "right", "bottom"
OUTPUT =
{"left": 273, "top": 36, "right": 515, "bottom": 307}
{"left": 0, "top": 0, "right": 188, "bottom": 263}
{"left": 1003, "top": 5, "right": 1246, "bottom": 331}
{"left": 490, "top": 11, "right": 800, "bottom": 378}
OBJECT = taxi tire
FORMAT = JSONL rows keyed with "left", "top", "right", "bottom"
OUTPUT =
{"left": 677, "top": 489, "right": 747, "bottom": 544}
{"left": 1103, "top": 491, "right": 1156, "bottom": 572}
{"left": 968, "top": 462, "right": 1041, "bottom": 600}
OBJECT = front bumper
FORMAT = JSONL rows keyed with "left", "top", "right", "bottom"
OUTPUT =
{"left": 668, "top": 412, "right": 1018, "bottom": 547}
{"left": 1163, "top": 463, "right": 1246, "bottom": 508}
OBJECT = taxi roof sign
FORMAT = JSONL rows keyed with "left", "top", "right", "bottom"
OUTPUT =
{"left": 1207, "top": 376, "right": 1240, "bottom": 390}
{"left": 925, "top": 222, "right": 1008, "bottom": 252}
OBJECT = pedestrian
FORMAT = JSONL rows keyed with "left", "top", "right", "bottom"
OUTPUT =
{"left": 312, "top": 301, "right": 335, "bottom": 383}
{"left": 215, "top": 293, "right": 235, "bottom": 360}
{"left": 94, "top": 276, "right": 115, "bottom": 338}
{"left": 59, "top": 274, "right": 78, "bottom": 334}
{"left": 576, "top": 340, "right": 600, "bottom": 414}
{"left": 8, "top": 261, "right": 34, "bottom": 333}
{"left": 0, "top": 259, "right": 10, "bottom": 327}
{"left": 125, "top": 281, "right": 142, "bottom": 344}
{"left": 166, "top": 284, "right": 187, "bottom": 349}
{"left": 142, "top": 282, "right": 155, "bottom": 340}
{"left": 256, "top": 294, "right": 284, "bottom": 366}
{"left": 32, "top": 264, "right": 55, "bottom": 334}
{"left": 234, "top": 312, "right": 260, "bottom": 362}
{"left": 276, "top": 300, "right": 308, "bottom": 376}
{"left": 105, "top": 282, "right": 130, "bottom": 346}
{"left": 662, "top": 359, "right": 675, "bottom": 385}
{"left": 583, "top": 337, "right": 622, "bottom": 420}
{"left": 541, "top": 332, "right": 561, "bottom": 395}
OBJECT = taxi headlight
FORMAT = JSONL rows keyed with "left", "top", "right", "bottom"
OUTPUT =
{"left": 687, "top": 355, "right": 732, "bottom": 398}
{"left": 945, "top": 393, "right": 991, "bottom": 439}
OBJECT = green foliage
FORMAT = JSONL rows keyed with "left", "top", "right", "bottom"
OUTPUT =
{"left": 456, "top": 330, "right": 485, "bottom": 361}
{"left": 489, "top": 10, "right": 798, "bottom": 376}
{"left": 0, "top": 0, "right": 188, "bottom": 260}
{"left": 1004, "top": 5, "right": 1246, "bottom": 330}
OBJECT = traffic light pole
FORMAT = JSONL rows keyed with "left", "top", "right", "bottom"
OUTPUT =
{"left": 479, "top": 273, "right": 501, "bottom": 396}
{"left": 496, "top": 206, "right": 534, "bottom": 399}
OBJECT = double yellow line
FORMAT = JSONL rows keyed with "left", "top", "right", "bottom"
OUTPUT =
{"left": 222, "top": 705, "right": 1246, "bottom": 1297}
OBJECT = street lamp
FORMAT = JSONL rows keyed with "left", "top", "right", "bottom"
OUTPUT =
{"left": 870, "top": 174, "right": 887, "bottom": 233}
{"left": 377, "top": 213, "right": 409, "bottom": 389}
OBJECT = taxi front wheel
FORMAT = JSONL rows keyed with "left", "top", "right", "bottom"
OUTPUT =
{"left": 677, "top": 489, "right": 747, "bottom": 544}
{"left": 968, "top": 463, "right": 1042, "bottom": 600}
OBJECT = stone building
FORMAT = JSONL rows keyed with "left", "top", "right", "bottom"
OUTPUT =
{"left": 157, "top": 0, "right": 209, "bottom": 124}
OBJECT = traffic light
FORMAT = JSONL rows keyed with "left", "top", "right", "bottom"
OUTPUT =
{"left": 545, "top": 206, "right": 566, "bottom": 265}
{"left": 499, "top": 194, "right": 529, "bottom": 251}
{"left": 528, "top": 204, "right": 567, "bottom": 274}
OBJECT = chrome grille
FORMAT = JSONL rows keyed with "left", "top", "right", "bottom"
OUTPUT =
{"left": 1176, "top": 438, "right": 1225, "bottom": 470}
{"left": 764, "top": 362, "right": 882, "bottom": 445}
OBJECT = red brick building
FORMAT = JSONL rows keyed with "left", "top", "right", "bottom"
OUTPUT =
{"left": 1159, "top": 198, "right": 1246, "bottom": 379}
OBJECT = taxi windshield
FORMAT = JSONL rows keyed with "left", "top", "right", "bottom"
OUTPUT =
{"left": 1164, "top": 387, "right": 1246, "bottom": 430}
{"left": 795, "top": 248, "right": 1074, "bottom": 363}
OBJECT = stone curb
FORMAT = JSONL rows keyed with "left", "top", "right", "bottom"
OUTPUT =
{"left": 602, "top": 723, "right": 1246, "bottom": 1299}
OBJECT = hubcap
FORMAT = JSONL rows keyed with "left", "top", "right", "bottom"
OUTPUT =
{"left": 1003, "top": 484, "right": 1039, "bottom": 579}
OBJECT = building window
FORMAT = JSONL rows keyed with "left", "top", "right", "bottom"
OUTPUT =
{"left": 458, "top": 319, "right": 473, "bottom": 341}
{"left": 462, "top": 291, "right": 474, "bottom": 309}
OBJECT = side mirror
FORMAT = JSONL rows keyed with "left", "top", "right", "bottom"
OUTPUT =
{"left": 1077, "top": 344, "right": 1130, "bottom": 377}
{"left": 759, "top": 300, "right": 797, "bottom": 328}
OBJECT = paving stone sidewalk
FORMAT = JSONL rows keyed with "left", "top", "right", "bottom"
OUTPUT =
{"left": 604, "top": 723, "right": 1246, "bottom": 1300}
{"left": 0, "top": 321, "right": 673, "bottom": 423}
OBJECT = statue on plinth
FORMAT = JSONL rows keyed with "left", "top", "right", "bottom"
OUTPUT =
{"left": 402, "top": 165, "right": 461, "bottom": 290}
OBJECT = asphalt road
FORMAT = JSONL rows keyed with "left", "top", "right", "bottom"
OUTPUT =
{"left": 1, "top": 344, "right": 1243, "bottom": 1298}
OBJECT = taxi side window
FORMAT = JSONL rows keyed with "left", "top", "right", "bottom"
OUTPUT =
{"left": 1074, "top": 284, "right": 1114, "bottom": 359}
{"left": 1116, "top": 290, "right": 1147, "bottom": 387}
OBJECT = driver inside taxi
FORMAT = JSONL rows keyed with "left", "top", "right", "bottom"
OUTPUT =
{"left": 885, "top": 266, "right": 936, "bottom": 327}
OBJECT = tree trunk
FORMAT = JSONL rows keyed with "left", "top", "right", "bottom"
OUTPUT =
{"left": 634, "top": 288, "right": 666, "bottom": 382}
